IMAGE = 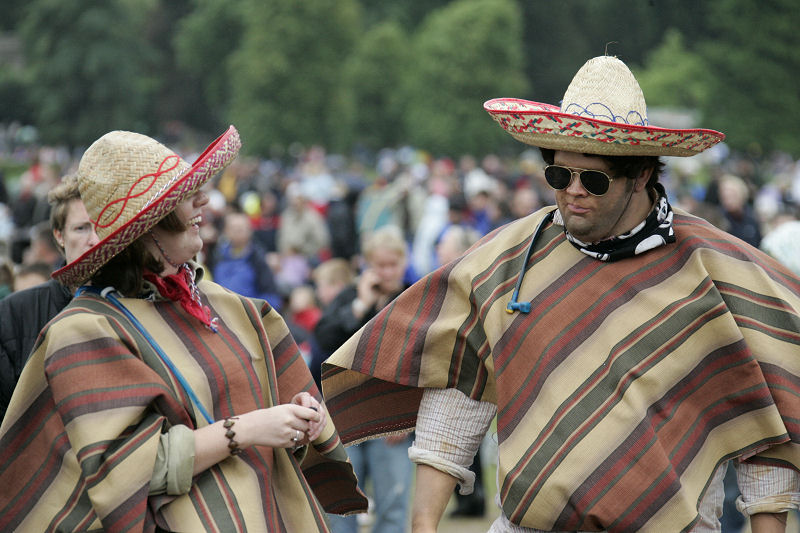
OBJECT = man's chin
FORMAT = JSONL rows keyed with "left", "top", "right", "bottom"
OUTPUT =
{"left": 564, "top": 218, "right": 593, "bottom": 240}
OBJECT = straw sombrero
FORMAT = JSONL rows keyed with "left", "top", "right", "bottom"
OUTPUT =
{"left": 484, "top": 56, "right": 724, "bottom": 157}
{"left": 53, "top": 125, "right": 241, "bottom": 287}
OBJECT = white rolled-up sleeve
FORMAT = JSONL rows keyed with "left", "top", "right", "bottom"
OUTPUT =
{"left": 735, "top": 462, "right": 800, "bottom": 516}
{"left": 408, "top": 387, "right": 495, "bottom": 495}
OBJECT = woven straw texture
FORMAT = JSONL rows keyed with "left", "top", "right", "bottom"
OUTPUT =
{"left": 484, "top": 56, "right": 724, "bottom": 156}
{"left": 54, "top": 126, "right": 241, "bottom": 287}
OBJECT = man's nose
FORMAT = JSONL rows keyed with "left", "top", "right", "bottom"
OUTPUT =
{"left": 564, "top": 170, "right": 586, "bottom": 195}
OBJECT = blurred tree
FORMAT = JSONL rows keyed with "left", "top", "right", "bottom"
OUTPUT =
{"left": 8, "top": 0, "right": 800, "bottom": 161}
{"left": 403, "top": 0, "right": 528, "bottom": 157}
{"left": 142, "top": 0, "right": 209, "bottom": 136}
{"left": 174, "top": 0, "right": 244, "bottom": 134}
{"left": 519, "top": 0, "right": 710, "bottom": 107}
{"left": 0, "top": 0, "right": 27, "bottom": 31}
{"left": 337, "top": 21, "right": 411, "bottom": 151}
{"left": 635, "top": 29, "right": 711, "bottom": 110}
{"left": 228, "top": 0, "right": 361, "bottom": 157}
{"left": 358, "top": 0, "right": 451, "bottom": 29}
{"left": 700, "top": 0, "right": 800, "bottom": 157}
{"left": 18, "top": 0, "right": 160, "bottom": 146}
{"left": 0, "top": 66, "right": 33, "bottom": 125}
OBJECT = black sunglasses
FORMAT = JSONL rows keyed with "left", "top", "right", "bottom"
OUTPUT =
{"left": 544, "top": 165, "right": 615, "bottom": 196}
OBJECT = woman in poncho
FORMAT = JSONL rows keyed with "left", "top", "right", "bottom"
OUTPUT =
{"left": 0, "top": 127, "right": 365, "bottom": 532}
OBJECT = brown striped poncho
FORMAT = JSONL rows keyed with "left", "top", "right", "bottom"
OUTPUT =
{"left": 322, "top": 207, "right": 800, "bottom": 532}
{"left": 0, "top": 279, "right": 366, "bottom": 532}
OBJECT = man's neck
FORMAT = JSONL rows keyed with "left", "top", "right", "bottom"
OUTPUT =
{"left": 611, "top": 187, "right": 656, "bottom": 238}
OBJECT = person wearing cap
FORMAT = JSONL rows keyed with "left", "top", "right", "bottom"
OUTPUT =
{"left": 321, "top": 56, "right": 800, "bottom": 533}
{"left": 0, "top": 127, "right": 365, "bottom": 532}
{"left": 0, "top": 174, "right": 100, "bottom": 422}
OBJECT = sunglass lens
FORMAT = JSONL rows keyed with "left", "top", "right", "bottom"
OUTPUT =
{"left": 580, "top": 170, "right": 611, "bottom": 195}
{"left": 544, "top": 166, "right": 572, "bottom": 189}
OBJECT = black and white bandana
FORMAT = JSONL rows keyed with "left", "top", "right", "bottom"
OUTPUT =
{"left": 553, "top": 183, "right": 675, "bottom": 262}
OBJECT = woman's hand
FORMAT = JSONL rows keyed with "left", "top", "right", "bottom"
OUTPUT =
{"left": 192, "top": 397, "right": 326, "bottom": 475}
{"left": 236, "top": 402, "right": 322, "bottom": 449}
{"left": 290, "top": 392, "right": 328, "bottom": 444}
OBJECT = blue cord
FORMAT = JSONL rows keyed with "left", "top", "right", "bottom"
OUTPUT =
{"left": 76, "top": 285, "right": 215, "bottom": 424}
{"left": 506, "top": 210, "right": 556, "bottom": 314}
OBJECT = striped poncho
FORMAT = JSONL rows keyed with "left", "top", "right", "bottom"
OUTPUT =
{"left": 0, "top": 279, "right": 366, "bottom": 532}
{"left": 322, "top": 207, "right": 800, "bottom": 532}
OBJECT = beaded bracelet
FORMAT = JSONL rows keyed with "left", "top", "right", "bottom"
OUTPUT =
{"left": 223, "top": 416, "right": 242, "bottom": 455}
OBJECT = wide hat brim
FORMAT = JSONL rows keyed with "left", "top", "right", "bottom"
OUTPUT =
{"left": 53, "top": 126, "right": 241, "bottom": 287}
{"left": 484, "top": 98, "right": 725, "bottom": 157}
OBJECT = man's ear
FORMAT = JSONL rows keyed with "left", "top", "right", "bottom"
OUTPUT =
{"left": 633, "top": 167, "right": 653, "bottom": 192}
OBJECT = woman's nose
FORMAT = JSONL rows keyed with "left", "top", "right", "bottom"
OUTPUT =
{"left": 193, "top": 190, "right": 209, "bottom": 207}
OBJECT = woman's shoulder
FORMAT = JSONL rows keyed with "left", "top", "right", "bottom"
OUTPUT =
{"left": 198, "top": 279, "right": 275, "bottom": 317}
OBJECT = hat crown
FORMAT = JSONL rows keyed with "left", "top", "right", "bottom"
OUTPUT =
{"left": 77, "top": 131, "right": 190, "bottom": 241}
{"left": 559, "top": 56, "right": 648, "bottom": 126}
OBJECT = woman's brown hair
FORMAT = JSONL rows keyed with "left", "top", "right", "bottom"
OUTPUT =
{"left": 89, "top": 211, "right": 185, "bottom": 296}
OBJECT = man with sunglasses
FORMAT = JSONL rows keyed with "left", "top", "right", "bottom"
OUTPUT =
{"left": 322, "top": 56, "right": 800, "bottom": 533}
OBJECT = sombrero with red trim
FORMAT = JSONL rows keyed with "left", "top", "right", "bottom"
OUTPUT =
{"left": 53, "top": 125, "right": 241, "bottom": 287}
{"left": 484, "top": 55, "right": 724, "bottom": 157}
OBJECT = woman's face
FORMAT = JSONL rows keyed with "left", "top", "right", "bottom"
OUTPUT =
{"left": 148, "top": 191, "right": 209, "bottom": 272}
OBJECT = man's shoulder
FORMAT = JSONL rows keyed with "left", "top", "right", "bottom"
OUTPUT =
{"left": 472, "top": 208, "right": 556, "bottom": 249}
{"left": 670, "top": 208, "right": 786, "bottom": 274}
{"left": 672, "top": 208, "right": 756, "bottom": 246}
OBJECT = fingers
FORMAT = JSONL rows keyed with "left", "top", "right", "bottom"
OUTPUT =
{"left": 290, "top": 394, "right": 323, "bottom": 422}
{"left": 290, "top": 428, "right": 303, "bottom": 449}
{"left": 292, "top": 391, "right": 312, "bottom": 407}
{"left": 273, "top": 397, "right": 327, "bottom": 448}
{"left": 270, "top": 405, "right": 312, "bottom": 448}
{"left": 305, "top": 406, "right": 328, "bottom": 443}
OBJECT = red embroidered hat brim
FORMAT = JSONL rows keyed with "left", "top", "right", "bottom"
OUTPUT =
{"left": 484, "top": 98, "right": 724, "bottom": 157}
{"left": 53, "top": 126, "right": 241, "bottom": 287}
{"left": 484, "top": 56, "right": 725, "bottom": 157}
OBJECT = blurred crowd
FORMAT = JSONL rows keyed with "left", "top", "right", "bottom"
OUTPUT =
{"left": 2, "top": 126, "right": 800, "bottom": 353}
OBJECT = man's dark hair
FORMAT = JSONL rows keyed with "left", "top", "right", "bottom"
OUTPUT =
{"left": 539, "top": 148, "right": 664, "bottom": 190}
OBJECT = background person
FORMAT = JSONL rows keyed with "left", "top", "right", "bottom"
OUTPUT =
{"left": 0, "top": 174, "right": 99, "bottom": 422}
{"left": 0, "top": 258, "right": 12, "bottom": 299}
{"left": 0, "top": 127, "right": 365, "bottom": 532}
{"left": 315, "top": 225, "right": 414, "bottom": 533}
{"left": 211, "top": 209, "right": 280, "bottom": 308}
{"left": 10, "top": 261, "right": 52, "bottom": 291}
{"left": 717, "top": 173, "right": 763, "bottom": 248}
{"left": 306, "top": 258, "right": 357, "bottom": 390}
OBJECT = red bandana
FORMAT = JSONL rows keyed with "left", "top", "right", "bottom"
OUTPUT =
{"left": 143, "top": 266, "right": 218, "bottom": 331}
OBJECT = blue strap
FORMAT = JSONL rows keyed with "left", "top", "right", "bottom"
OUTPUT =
{"left": 506, "top": 209, "right": 556, "bottom": 314}
{"left": 76, "top": 285, "right": 215, "bottom": 424}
